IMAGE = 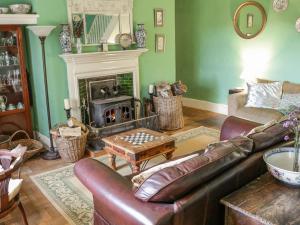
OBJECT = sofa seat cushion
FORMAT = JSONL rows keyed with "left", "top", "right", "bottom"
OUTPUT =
{"left": 134, "top": 136, "right": 253, "bottom": 203}
{"left": 247, "top": 122, "right": 291, "bottom": 152}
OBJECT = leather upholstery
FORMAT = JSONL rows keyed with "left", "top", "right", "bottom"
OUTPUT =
{"left": 134, "top": 137, "right": 253, "bottom": 203}
{"left": 220, "top": 116, "right": 260, "bottom": 141}
{"left": 75, "top": 116, "right": 280, "bottom": 225}
{"left": 248, "top": 122, "right": 291, "bottom": 152}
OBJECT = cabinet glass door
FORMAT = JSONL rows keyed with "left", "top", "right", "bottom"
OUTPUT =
{"left": 0, "top": 30, "right": 24, "bottom": 114}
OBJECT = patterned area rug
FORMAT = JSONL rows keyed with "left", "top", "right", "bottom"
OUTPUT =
{"left": 31, "top": 126, "right": 219, "bottom": 225}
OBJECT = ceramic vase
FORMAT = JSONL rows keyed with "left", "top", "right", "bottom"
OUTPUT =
{"left": 135, "top": 24, "right": 146, "bottom": 48}
{"left": 59, "top": 24, "right": 72, "bottom": 54}
{"left": 76, "top": 38, "right": 82, "bottom": 54}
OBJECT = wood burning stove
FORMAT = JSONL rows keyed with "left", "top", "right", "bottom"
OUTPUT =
{"left": 85, "top": 76, "right": 135, "bottom": 128}
{"left": 90, "top": 96, "right": 133, "bottom": 127}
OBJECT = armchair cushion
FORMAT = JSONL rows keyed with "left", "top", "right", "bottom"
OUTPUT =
{"left": 8, "top": 179, "right": 22, "bottom": 201}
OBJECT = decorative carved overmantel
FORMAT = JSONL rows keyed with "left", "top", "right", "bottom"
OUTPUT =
{"left": 67, "top": 0, "right": 133, "bottom": 14}
{"left": 60, "top": 49, "right": 148, "bottom": 121}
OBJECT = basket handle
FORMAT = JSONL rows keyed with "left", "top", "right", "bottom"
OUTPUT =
{"left": 9, "top": 130, "right": 30, "bottom": 144}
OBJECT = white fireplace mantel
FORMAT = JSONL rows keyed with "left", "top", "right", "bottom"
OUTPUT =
{"left": 60, "top": 48, "right": 148, "bottom": 120}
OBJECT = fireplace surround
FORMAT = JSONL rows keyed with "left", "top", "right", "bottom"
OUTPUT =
{"left": 60, "top": 49, "right": 148, "bottom": 122}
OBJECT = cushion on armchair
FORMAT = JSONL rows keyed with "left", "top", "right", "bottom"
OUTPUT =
{"left": 245, "top": 82, "right": 282, "bottom": 109}
{"left": 134, "top": 136, "right": 253, "bottom": 203}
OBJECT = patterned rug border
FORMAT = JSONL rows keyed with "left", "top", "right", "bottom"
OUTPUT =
{"left": 31, "top": 164, "right": 78, "bottom": 225}
{"left": 30, "top": 126, "right": 220, "bottom": 225}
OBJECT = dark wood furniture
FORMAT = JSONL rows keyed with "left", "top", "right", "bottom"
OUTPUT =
{"left": 0, "top": 148, "right": 28, "bottom": 225}
{"left": 221, "top": 173, "right": 300, "bottom": 225}
{"left": 102, "top": 128, "right": 175, "bottom": 173}
{"left": 0, "top": 25, "right": 32, "bottom": 137}
{"left": 229, "top": 88, "right": 244, "bottom": 95}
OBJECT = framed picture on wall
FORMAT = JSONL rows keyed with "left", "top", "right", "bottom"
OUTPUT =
{"left": 155, "top": 34, "right": 165, "bottom": 53}
{"left": 154, "top": 9, "right": 164, "bottom": 27}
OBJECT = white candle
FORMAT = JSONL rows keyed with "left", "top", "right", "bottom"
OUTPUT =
{"left": 64, "top": 99, "right": 71, "bottom": 110}
{"left": 149, "top": 84, "right": 154, "bottom": 94}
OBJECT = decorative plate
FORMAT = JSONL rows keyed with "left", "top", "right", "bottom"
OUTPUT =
{"left": 119, "top": 33, "right": 132, "bottom": 49}
{"left": 296, "top": 18, "right": 300, "bottom": 32}
{"left": 273, "top": 0, "right": 288, "bottom": 12}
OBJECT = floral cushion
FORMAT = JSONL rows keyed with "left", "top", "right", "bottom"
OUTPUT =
{"left": 277, "top": 93, "right": 300, "bottom": 115}
{"left": 245, "top": 82, "right": 283, "bottom": 109}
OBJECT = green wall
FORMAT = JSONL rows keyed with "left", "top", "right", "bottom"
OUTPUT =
{"left": 1, "top": 0, "right": 176, "bottom": 136}
{"left": 176, "top": 0, "right": 300, "bottom": 105}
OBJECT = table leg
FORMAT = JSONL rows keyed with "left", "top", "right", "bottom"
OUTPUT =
{"left": 108, "top": 153, "right": 117, "bottom": 170}
{"left": 132, "top": 162, "right": 141, "bottom": 173}
{"left": 165, "top": 151, "right": 174, "bottom": 160}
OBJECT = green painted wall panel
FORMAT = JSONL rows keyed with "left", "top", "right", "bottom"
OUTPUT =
{"left": 176, "top": 0, "right": 300, "bottom": 104}
{"left": 1, "top": 0, "right": 176, "bottom": 136}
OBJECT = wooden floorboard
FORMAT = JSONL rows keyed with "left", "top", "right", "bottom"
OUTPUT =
{"left": 1, "top": 107, "right": 226, "bottom": 225}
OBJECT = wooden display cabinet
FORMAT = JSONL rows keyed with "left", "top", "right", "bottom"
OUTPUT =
{"left": 0, "top": 25, "right": 32, "bottom": 137}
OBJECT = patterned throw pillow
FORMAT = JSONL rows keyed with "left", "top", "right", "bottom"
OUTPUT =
{"left": 277, "top": 93, "right": 300, "bottom": 115}
{"left": 245, "top": 82, "right": 283, "bottom": 109}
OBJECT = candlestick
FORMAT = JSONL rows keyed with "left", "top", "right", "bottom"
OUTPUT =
{"left": 64, "top": 98, "right": 70, "bottom": 110}
{"left": 64, "top": 108, "right": 71, "bottom": 119}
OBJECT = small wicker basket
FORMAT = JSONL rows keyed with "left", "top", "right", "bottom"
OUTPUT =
{"left": 1, "top": 130, "right": 44, "bottom": 160}
{"left": 153, "top": 95, "right": 184, "bottom": 130}
{"left": 0, "top": 135, "right": 10, "bottom": 149}
{"left": 53, "top": 128, "right": 89, "bottom": 163}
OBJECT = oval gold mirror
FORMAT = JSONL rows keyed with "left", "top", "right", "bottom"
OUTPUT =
{"left": 234, "top": 1, "right": 267, "bottom": 39}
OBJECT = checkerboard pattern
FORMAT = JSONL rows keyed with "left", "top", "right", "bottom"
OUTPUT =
{"left": 120, "top": 132, "right": 159, "bottom": 145}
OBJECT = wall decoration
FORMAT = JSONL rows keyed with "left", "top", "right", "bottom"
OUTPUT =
{"left": 155, "top": 34, "right": 165, "bottom": 53}
{"left": 135, "top": 24, "right": 146, "bottom": 48}
{"left": 296, "top": 18, "right": 300, "bottom": 32}
{"left": 233, "top": 1, "right": 267, "bottom": 39}
{"left": 273, "top": 0, "right": 288, "bottom": 12}
{"left": 154, "top": 8, "right": 164, "bottom": 27}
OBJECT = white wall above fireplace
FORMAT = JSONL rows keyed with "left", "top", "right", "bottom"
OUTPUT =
{"left": 60, "top": 49, "right": 148, "bottom": 120}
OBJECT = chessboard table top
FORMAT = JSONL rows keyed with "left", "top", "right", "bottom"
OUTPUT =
{"left": 102, "top": 128, "right": 175, "bottom": 154}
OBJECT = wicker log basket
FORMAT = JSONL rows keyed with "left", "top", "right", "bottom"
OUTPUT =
{"left": 53, "top": 128, "right": 89, "bottom": 163}
{"left": 153, "top": 95, "right": 184, "bottom": 130}
{"left": 0, "top": 130, "right": 44, "bottom": 160}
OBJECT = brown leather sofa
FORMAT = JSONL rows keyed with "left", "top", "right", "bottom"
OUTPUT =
{"left": 75, "top": 116, "right": 290, "bottom": 225}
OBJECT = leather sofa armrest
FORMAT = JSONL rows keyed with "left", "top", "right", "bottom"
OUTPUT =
{"left": 220, "top": 116, "right": 261, "bottom": 141}
{"left": 74, "top": 158, "right": 174, "bottom": 225}
{"left": 228, "top": 91, "right": 247, "bottom": 116}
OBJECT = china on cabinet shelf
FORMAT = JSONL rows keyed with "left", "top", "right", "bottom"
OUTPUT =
{"left": 0, "top": 25, "right": 32, "bottom": 136}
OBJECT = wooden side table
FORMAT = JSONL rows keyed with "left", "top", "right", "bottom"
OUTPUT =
{"left": 229, "top": 88, "right": 245, "bottom": 95}
{"left": 221, "top": 173, "right": 300, "bottom": 225}
{"left": 102, "top": 128, "right": 175, "bottom": 173}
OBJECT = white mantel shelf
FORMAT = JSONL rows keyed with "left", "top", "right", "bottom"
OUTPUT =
{"left": 60, "top": 48, "right": 148, "bottom": 120}
{"left": 59, "top": 48, "right": 148, "bottom": 63}
{"left": 0, "top": 14, "right": 39, "bottom": 25}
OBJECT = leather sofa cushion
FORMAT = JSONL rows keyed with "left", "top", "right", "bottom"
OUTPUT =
{"left": 134, "top": 136, "right": 253, "bottom": 203}
{"left": 247, "top": 122, "right": 290, "bottom": 152}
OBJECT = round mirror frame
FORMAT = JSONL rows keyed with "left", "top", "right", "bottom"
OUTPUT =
{"left": 233, "top": 1, "right": 267, "bottom": 39}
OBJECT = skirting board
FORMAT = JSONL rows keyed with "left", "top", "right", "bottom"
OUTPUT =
{"left": 34, "top": 131, "right": 50, "bottom": 149}
{"left": 182, "top": 97, "right": 228, "bottom": 115}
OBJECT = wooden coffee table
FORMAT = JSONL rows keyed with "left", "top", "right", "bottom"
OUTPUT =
{"left": 102, "top": 128, "right": 176, "bottom": 173}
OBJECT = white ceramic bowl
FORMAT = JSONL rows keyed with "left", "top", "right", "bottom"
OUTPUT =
{"left": 264, "top": 148, "right": 300, "bottom": 186}
{"left": 0, "top": 7, "right": 9, "bottom": 14}
{"left": 9, "top": 4, "right": 31, "bottom": 14}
